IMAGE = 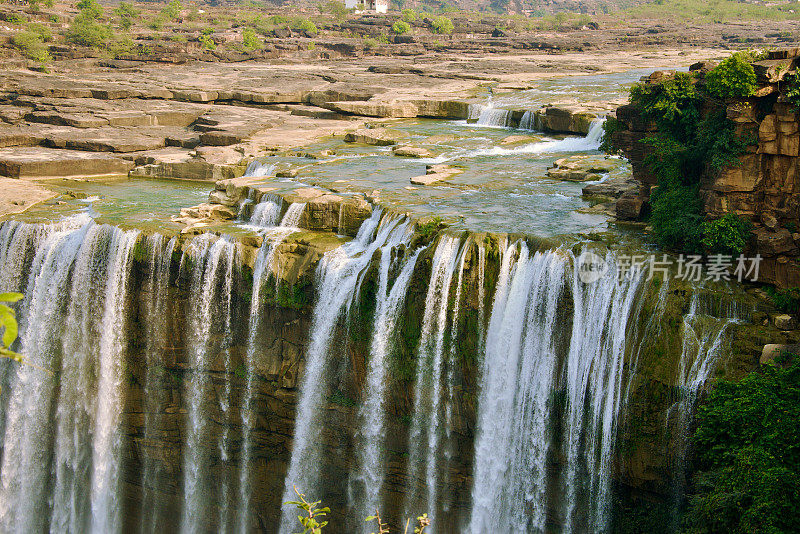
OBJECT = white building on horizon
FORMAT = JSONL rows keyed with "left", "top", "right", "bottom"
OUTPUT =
{"left": 344, "top": 0, "right": 389, "bottom": 14}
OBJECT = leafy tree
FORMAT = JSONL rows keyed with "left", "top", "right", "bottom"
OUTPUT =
{"left": 160, "top": 0, "right": 182, "bottom": 21}
{"left": 114, "top": 2, "right": 139, "bottom": 30}
{"left": 76, "top": 0, "right": 103, "bottom": 20}
{"left": 27, "top": 22, "right": 53, "bottom": 41}
{"left": 705, "top": 52, "right": 758, "bottom": 99}
{"left": 684, "top": 352, "right": 800, "bottom": 533}
{"left": 66, "top": 17, "right": 113, "bottom": 47}
{"left": 392, "top": 20, "right": 411, "bottom": 35}
{"left": 320, "top": 0, "right": 348, "bottom": 17}
{"left": 401, "top": 8, "right": 417, "bottom": 22}
{"left": 430, "top": 16, "right": 453, "bottom": 34}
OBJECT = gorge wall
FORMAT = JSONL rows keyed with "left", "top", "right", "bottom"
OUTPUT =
{"left": 613, "top": 49, "right": 800, "bottom": 288}
{"left": 0, "top": 192, "right": 792, "bottom": 533}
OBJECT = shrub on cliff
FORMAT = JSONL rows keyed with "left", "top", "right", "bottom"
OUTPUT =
{"left": 683, "top": 352, "right": 800, "bottom": 533}
{"left": 242, "top": 28, "right": 261, "bottom": 50}
{"left": 627, "top": 70, "right": 754, "bottom": 253}
{"left": 66, "top": 17, "right": 113, "bottom": 48}
{"left": 76, "top": 0, "right": 103, "bottom": 20}
{"left": 392, "top": 20, "right": 411, "bottom": 35}
{"left": 430, "top": 16, "right": 453, "bottom": 34}
{"left": 402, "top": 8, "right": 417, "bottom": 22}
{"left": 12, "top": 30, "right": 50, "bottom": 63}
{"left": 704, "top": 52, "right": 758, "bottom": 99}
{"left": 701, "top": 213, "right": 753, "bottom": 255}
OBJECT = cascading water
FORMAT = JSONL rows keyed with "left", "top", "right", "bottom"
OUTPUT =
{"left": 348, "top": 245, "right": 421, "bottom": 529}
{"left": 403, "top": 235, "right": 463, "bottom": 529}
{"left": 0, "top": 206, "right": 752, "bottom": 534}
{"left": 0, "top": 216, "right": 138, "bottom": 534}
{"left": 277, "top": 209, "right": 412, "bottom": 533}
{"left": 518, "top": 110, "right": 535, "bottom": 131}
{"left": 469, "top": 246, "right": 567, "bottom": 533}
{"left": 139, "top": 234, "right": 177, "bottom": 534}
{"left": 242, "top": 161, "right": 276, "bottom": 178}
{"left": 562, "top": 251, "right": 644, "bottom": 532}
{"left": 237, "top": 200, "right": 309, "bottom": 532}
{"left": 179, "top": 235, "right": 237, "bottom": 534}
{"left": 249, "top": 194, "right": 284, "bottom": 228}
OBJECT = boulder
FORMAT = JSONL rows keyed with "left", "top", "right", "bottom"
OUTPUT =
{"left": 616, "top": 193, "right": 645, "bottom": 220}
{"left": 534, "top": 106, "right": 597, "bottom": 135}
{"left": 761, "top": 343, "right": 800, "bottom": 364}
{"left": 410, "top": 164, "right": 462, "bottom": 185}
{"left": 344, "top": 127, "right": 409, "bottom": 146}
{"left": 392, "top": 145, "right": 433, "bottom": 158}
{"left": 774, "top": 314, "right": 798, "bottom": 330}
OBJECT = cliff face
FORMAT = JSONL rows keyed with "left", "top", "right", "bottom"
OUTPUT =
{"left": 613, "top": 50, "right": 800, "bottom": 288}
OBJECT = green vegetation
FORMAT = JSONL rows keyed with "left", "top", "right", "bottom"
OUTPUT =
{"left": 684, "top": 352, "right": 800, "bottom": 533}
{"left": 599, "top": 116, "right": 623, "bottom": 154}
{"left": 618, "top": 58, "right": 756, "bottom": 253}
{"left": 533, "top": 12, "right": 592, "bottom": 31}
{"left": 705, "top": 53, "right": 758, "bottom": 99}
{"left": 66, "top": 17, "right": 114, "bottom": 48}
{"left": 12, "top": 31, "right": 50, "bottom": 63}
{"left": 765, "top": 286, "right": 800, "bottom": 314}
{"left": 286, "top": 489, "right": 431, "bottom": 533}
{"left": 160, "top": 0, "right": 182, "bottom": 21}
{"left": 430, "top": 16, "right": 453, "bottom": 35}
{"left": 242, "top": 27, "right": 261, "bottom": 50}
{"left": 401, "top": 8, "right": 417, "bottom": 22}
{"left": 320, "top": 0, "right": 348, "bottom": 17}
{"left": 0, "top": 292, "right": 23, "bottom": 363}
{"left": 292, "top": 17, "right": 318, "bottom": 35}
{"left": 5, "top": 13, "right": 28, "bottom": 25}
{"left": 392, "top": 20, "right": 411, "bottom": 35}
{"left": 785, "top": 72, "right": 800, "bottom": 111}
{"left": 199, "top": 31, "right": 216, "bottom": 50}
{"left": 27, "top": 22, "right": 52, "bottom": 42}
{"left": 624, "top": 0, "right": 800, "bottom": 23}
{"left": 286, "top": 487, "right": 329, "bottom": 534}
{"left": 76, "top": 0, "right": 103, "bottom": 20}
{"left": 114, "top": 2, "right": 139, "bottom": 31}
{"left": 701, "top": 213, "right": 752, "bottom": 255}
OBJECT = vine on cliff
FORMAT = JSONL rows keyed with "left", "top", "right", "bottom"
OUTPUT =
{"left": 621, "top": 60, "right": 756, "bottom": 253}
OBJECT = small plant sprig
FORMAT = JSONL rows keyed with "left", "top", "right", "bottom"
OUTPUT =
{"left": 285, "top": 486, "right": 329, "bottom": 534}
{"left": 365, "top": 509, "right": 389, "bottom": 534}
{"left": 0, "top": 292, "right": 23, "bottom": 363}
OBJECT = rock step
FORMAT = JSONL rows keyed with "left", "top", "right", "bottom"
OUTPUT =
{"left": 0, "top": 147, "right": 133, "bottom": 178}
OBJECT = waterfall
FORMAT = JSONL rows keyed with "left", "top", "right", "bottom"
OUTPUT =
{"left": 249, "top": 194, "right": 284, "bottom": 228}
{"left": 278, "top": 210, "right": 412, "bottom": 533}
{"left": 473, "top": 105, "right": 513, "bottom": 128}
{"left": 535, "top": 118, "right": 606, "bottom": 153}
{"left": 349, "top": 246, "right": 421, "bottom": 528}
{"left": 139, "top": 234, "right": 177, "bottom": 534}
{"left": 562, "top": 251, "right": 644, "bottom": 532}
{"left": 518, "top": 110, "right": 535, "bottom": 131}
{"left": 179, "top": 235, "right": 238, "bottom": 534}
{"left": 237, "top": 202, "right": 313, "bottom": 532}
{"left": 469, "top": 246, "right": 568, "bottom": 533}
{"left": 242, "top": 161, "right": 275, "bottom": 178}
{"left": 279, "top": 202, "right": 306, "bottom": 228}
{"left": 0, "top": 217, "right": 138, "bottom": 534}
{"left": 403, "top": 235, "right": 463, "bottom": 529}
{"left": 666, "top": 290, "right": 746, "bottom": 526}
